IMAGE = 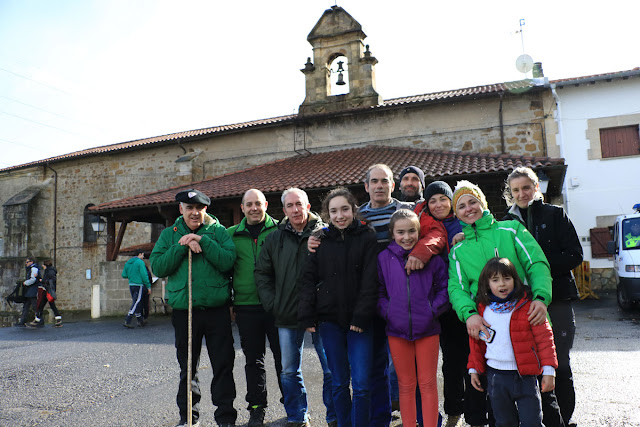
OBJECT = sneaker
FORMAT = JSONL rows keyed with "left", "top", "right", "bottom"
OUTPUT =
{"left": 27, "top": 319, "right": 44, "bottom": 328}
{"left": 54, "top": 318, "right": 63, "bottom": 327}
{"left": 123, "top": 321, "right": 134, "bottom": 329}
{"left": 248, "top": 406, "right": 265, "bottom": 427}
{"left": 444, "top": 414, "right": 462, "bottom": 427}
{"left": 13, "top": 322, "right": 26, "bottom": 327}
{"left": 137, "top": 318, "right": 145, "bottom": 327}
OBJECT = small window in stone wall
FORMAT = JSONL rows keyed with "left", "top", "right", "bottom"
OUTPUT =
{"left": 83, "top": 204, "right": 99, "bottom": 243}
{"left": 590, "top": 227, "right": 612, "bottom": 258}
{"left": 600, "top": 125, "right": 640, "bottom": 158}
{"left": 150, "top": 223, "right": 164, "bottom": 243}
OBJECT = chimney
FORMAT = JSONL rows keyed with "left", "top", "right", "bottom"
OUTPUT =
{"left": 532, "top": 62, "right": 544, "bottom": 78}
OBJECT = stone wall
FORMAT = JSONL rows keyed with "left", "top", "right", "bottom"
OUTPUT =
{"left": 99, "top": 259, "right": 167, "bottom": 317}
{"left": 590, "top": 268, "right": 617, "bottom": 291}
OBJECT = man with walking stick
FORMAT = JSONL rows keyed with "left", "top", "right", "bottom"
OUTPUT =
{"left": 151, "top": 189, "right": 237, "bottom": 427}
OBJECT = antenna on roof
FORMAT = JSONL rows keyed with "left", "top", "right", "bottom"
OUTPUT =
{"left": 515, "top": 18, "right": 533, "bottom": 76}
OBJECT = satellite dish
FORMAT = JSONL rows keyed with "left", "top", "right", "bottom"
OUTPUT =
{"left": 516, "top": 54, "right": 534, "bottom": 73}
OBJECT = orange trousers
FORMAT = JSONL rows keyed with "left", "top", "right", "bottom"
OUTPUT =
{"left": 388, "top": 334, "right": 440, "bottom": 427}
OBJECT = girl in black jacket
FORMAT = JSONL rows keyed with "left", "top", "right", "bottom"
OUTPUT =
{"left": 503, "top": 167, "right": 583, "bottom": 427}
{"left": 298, "top": 187, "right": 379, "bottom": 427}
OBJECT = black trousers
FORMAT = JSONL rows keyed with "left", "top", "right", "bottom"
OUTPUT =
{"left": 234, "top": 304, "right": 283, "bottom": 409}
{"left": 440, "top": 308, "right": 495, "bottom": 425}
{"left": 541, "top": 300, "right": 576, "bottom": 427}
{"left": 20, "top": 297, "right": 37, "bottom": 323}
{"left": 172, "top": 306, "right": 237, "bottom": 425}
{"left": 439, "top": 308, "right": 468, "bottom": 416}
{"left": 35, "top": 288, "right": 60, "bottom": 319}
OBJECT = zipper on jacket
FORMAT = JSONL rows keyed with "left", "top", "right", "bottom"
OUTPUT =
{"left": 406, "top": 270, "right": 413, "bottom": 340}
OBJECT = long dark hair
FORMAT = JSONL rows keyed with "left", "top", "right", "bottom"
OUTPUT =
{"left": 476, "top": 257, "right": 530, "bottom": 305}
{"left": 320, "top": 187, "right": 360, "bottom": 224}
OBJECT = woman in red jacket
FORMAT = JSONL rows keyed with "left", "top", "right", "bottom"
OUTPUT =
{"left": 468, "top": 257, "right": 557, "bottom": 427}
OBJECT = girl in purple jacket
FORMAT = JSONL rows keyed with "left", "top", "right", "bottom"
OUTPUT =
{"left": 377, "top": 209, "right": 449, "bottom": 427}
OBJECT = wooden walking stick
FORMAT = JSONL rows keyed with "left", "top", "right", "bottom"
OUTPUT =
{"left": 187, "top": 249, "right": 193, "bottom": 427}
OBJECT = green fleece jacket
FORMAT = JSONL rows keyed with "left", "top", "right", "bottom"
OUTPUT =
{"left": 254, "top": 212, "right": 323, "bottom": 328}
{"left": 227, "top": 214, "right": 278, "bottom": 306}
{"left": 122, "top": 257, "right": 151, "bottom": 288}
{"left": 448, "top": 211, "right": 552, "bottom": 322}
{"left": 150, "top": 213, "right": 236, "bottom": 310}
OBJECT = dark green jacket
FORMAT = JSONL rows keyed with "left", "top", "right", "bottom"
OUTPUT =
{"left": 254, "top": 212, "right": 323, "bottom": 328}
{"left": 227, "top": 214, "right": 278, "bottom": 306}
{"left": 150, "top": 213, "right": 236, "bottom": 310}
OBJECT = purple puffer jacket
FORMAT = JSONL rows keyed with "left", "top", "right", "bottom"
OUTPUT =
{"left": 377, "top": 241, "right": 450, "bottom": 341}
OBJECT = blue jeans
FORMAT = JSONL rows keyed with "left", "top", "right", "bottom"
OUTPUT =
{"left": 278, "top": 327, "right": 336, "bottom": 423}
{"left": 487, "top": 368, "right": 542, "bottom": 427}
{"left": 319, "top": 321, "right": 373, "bottom": 427}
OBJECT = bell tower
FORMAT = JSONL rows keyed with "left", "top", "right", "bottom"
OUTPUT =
{"left": 299, "top": 6, "right": 382, "bottom": 116}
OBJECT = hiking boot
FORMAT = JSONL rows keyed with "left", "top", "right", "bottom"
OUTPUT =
{"left": 27, "top": 319, "right": 44, "bottom": 328}
{"left": 248, "top": 406, "right": 265, "bottom": 427}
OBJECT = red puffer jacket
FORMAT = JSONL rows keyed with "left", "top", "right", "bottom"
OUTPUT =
{"left": 410, "top": 201, "right": 448, "bottom": 264}
{"left": 467, "top": 297, "right": 558, "bottom": 375}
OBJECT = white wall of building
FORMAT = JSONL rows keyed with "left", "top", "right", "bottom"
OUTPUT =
{"left": 555, "top": 77, "right": 640, "bottom": 268}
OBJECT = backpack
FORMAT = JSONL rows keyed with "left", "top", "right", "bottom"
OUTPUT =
{"left": 5, "top": 281, "right": 27, "bottom": 307}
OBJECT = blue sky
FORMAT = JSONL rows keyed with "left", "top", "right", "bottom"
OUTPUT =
{"left": 0, "top": 0, "right": 637, "bottom": 169}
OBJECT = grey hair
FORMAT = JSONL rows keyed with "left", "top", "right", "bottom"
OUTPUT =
{"left": 281, "top": 188, "right": 309, "bottom": 206}
{"left": 503, "top": 167, "right": 544, "bottom": 207}
{"left": 364, "top": 164, "right": 394, "bottom": 184}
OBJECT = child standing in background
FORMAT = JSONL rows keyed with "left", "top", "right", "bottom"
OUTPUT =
{"left": 468, "top": 257, "right": 558, "bottom": 427}
{"left": 377, "top": 209, "right": 449, "bottom": 427}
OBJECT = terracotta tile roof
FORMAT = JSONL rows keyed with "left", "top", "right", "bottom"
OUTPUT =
{"left": 0, "top": 80, "right": 540, "bottom": 173}
{"left": 10, "top": 66, "right": 637, "bottom": 174}
{"left": 91, "top": 145, "right": 564, "bottom": 212}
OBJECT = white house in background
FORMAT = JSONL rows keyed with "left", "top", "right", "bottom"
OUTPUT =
{"left": 550, "top": 67, "right": 640, "bottom": 276}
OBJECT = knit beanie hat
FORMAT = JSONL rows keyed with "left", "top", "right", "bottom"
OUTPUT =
{"left": 452, "top": 180, "right": 488, "bottom": 215}
{"left": 424, "top": 181, "right": 454, "bottom": 203}
{"left": 398, "top": 166, "right": 425, "bottom": 190}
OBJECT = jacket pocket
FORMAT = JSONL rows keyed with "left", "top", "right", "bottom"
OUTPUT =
{"left": 316, "top": 281, "right": 334, "bottom": 314}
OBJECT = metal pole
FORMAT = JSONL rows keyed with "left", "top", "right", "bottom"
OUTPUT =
{"left": 187, "top": 249, "right": 193, "bottom": 427}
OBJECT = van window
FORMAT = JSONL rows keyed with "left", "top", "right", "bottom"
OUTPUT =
{"left": 622, "top": 218, "right": 640, "bottom": 250}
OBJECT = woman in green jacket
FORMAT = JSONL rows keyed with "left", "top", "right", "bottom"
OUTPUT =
{"left": 447, "top": 180, "right": 552, "bottom": 341}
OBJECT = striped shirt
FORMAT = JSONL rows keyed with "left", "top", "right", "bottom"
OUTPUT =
{"left": 358, "top": 198, "right": 412, "bottom": 248}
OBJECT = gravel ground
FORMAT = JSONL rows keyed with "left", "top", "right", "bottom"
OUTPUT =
{"left": 0, "top": 292, "right": 638, "bottom": 426}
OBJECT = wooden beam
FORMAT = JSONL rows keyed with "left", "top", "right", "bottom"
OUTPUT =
{"left": 108, "top": 221, "right": 129, "bottom": 261}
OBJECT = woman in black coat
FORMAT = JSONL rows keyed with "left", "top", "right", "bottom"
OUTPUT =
{"left": 503, "top": 167, "right": 583, "bottom": 427}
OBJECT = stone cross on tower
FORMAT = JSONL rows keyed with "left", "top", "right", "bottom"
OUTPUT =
{"left": 299, "top": 6, "right": 382, "bottom": 116}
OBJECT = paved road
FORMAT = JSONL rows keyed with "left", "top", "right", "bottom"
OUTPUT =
{"left": 1, "top": 292, "right": 639, "bottom": 426}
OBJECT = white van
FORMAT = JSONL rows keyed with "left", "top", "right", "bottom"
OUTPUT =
{"left": 608, "top": 204, "right": 640, "bottom": 310}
